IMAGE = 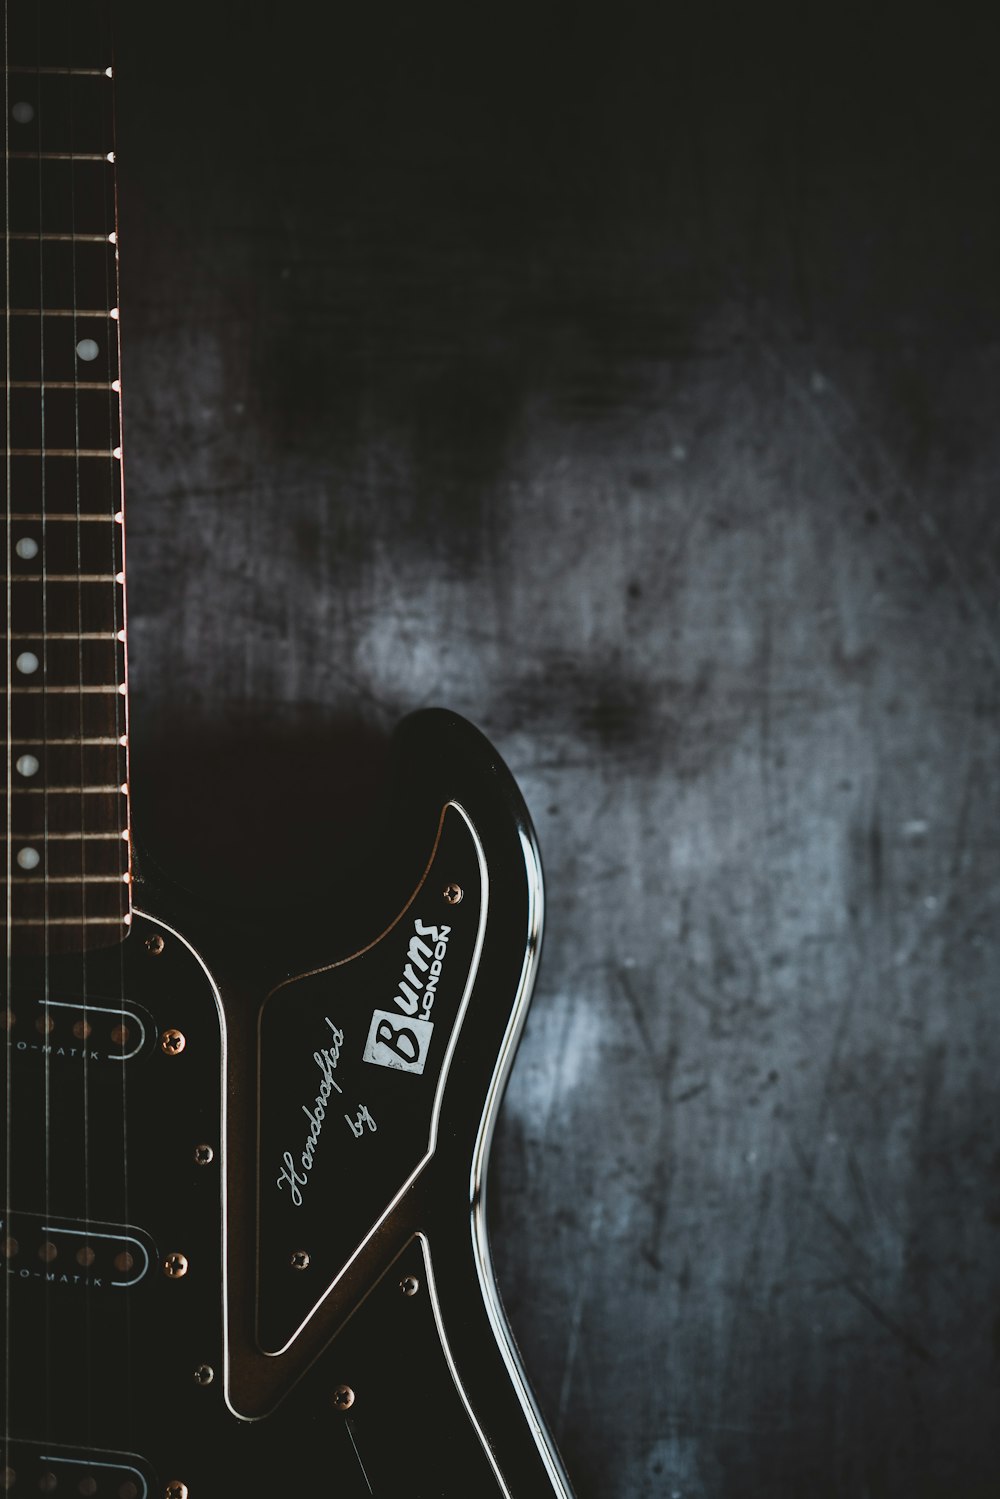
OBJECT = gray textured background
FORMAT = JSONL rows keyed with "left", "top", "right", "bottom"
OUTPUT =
{"left": 113, "top": 4, "right": 999, "bottom": 1495}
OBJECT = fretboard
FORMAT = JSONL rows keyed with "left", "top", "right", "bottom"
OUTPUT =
{"left": 2, "top": 0, "right": 130, "bottom": 955}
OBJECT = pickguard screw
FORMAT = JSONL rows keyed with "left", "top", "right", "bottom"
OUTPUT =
{"left": 193, "top": 1363, "right": 214, "bottom": 1386}
{"left": 332, "top": 1383, "right": 355, "bottom": 1410}
{"left": 163, "top": 1251, "right": 189, "bottom": 1279}
{"left": 443, "top": 882, "right": 463, "bottom": 905}
{"left": 194, "top": 1143, "right": 214, "bottom": 1166}
{"left": 145, "top": 933, "right": 165, "bottom": 956}
{"left": 400, "top": 1274, "right": 420, "bottom": 1297}
{"left": 165, "top": 1484, "right": 189, "bottom": 1499}
{"left": 290, "top": 1249, "right": 311, "bottom": 1271}
{"left": 160, "top": 1028, "right": 186, "bottom": 1056}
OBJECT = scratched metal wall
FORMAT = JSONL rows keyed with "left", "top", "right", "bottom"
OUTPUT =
{"left": 112, "top": 4, "right": 999, "bottom": 1495}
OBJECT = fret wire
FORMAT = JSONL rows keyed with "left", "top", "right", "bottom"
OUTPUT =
{"left": 7, "top": 919, "right": 126, "bottom": 927}
{"left": 11, "top": 686, "right": 123, "bottom": 695}
{"left": 9, "top": 310, "right": 115, "bottom": 318}
{"left": 5, "top": 65, "right": 112, "bottom": 74}
{"left": 0, "top": 832, "right": 124, "bottom": 841}
{"left": 7, "top": 152, "right": 112, "bottom": 162}
{"left": 7, "top": 232, "right": 112, "bottom": 243}
{"left": 12, "top": 786, "right": 125, "bottom": 794}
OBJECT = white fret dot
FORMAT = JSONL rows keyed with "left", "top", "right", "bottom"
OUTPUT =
{"left": 17, "top": 847, "right": 40, "bottom": 871}
{"left": 16, "top": 652, "right": 39, "bottom": 675}
{"left": 16, "top": 755, "right": 40, "bottom": 777}
{"left": 76, "top": 338, "right": 100, "bottom": 362}
{"left": 11, "top": 101, "right": 34, "bottom": 124}
{"left": 15, "top": 536, "right": 39, "bottom": 560}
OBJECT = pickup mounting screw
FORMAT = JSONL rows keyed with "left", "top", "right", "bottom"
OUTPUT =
{"left": 194, "top": 1143, "right": 214, "bottom": 1166}
{"left": 160, "top": 1028, "right": 186, "bottom": 1056}
{"left": 332, "top": 1383, "right": 355, "bottom": 1410}
{"left": 443, "top": 882, "right": 463, "bottom": 905}
{"left": 193, "top": 1363, "right": 214, "bottom": 1386}
{"left": 400, "top": 1274, "right": 420, "bottom": 1297}
{"left": 290, "top": 1249, "right": 311, "bottom": 1271}
{"left": 145, "top": 933, "right": 165, "bottom": 956}
{"left": 165, "top": 1484, "right": 189, "bottom": 1499}
{"left": 163, "top": 1251, "right": 189, "bottom": 1279}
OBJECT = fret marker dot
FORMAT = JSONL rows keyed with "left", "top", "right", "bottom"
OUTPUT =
{"left": 76, "top": 338, "right": 100, "bottom": 362}
{"left": 16, "top": 755, "right": 39, "bottom": 777}
{"left": 16, "top": 652, "right": 39, "bottom": 675}
{"left": 15, "top": 536, "right": 38, "bottom": 559}
{"left": 11, "top": 101, "right": 34, "bottom": 124}
{"left": 17, "top": 847, "right": 40, "bottom": 871}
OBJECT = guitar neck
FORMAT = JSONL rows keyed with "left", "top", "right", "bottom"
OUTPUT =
{"left": 2, "top": 0, "right": 130, "bottom": 955}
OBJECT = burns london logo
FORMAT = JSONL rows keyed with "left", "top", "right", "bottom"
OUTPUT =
{"left": 363, "top": 919, "right": 452, "bottom": 1075}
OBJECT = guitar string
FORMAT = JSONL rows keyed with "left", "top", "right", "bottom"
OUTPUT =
{"left": 65, "top": 3, "right": 98, "bottom": 1457}
{"left": 37, "top": 0, "right": 54, "bottom": 1461}
{"left": 3, "top": 1, "right": 13, "bottom": 1479}
{"left": 105, "top": 3, "right": 138, "bottom": 1446}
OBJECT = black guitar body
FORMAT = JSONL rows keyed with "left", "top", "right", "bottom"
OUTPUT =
{"left": 2, "top": 709, "right": 573, "bottom": 1498}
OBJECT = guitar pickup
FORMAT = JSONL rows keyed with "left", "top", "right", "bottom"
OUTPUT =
{"left": 4, "top": 996, "right": 153, "bottom": 1063}
{"left": 1, "top": 1213, "right": 155, "bottom": 1290}
{"left": 0, "top": 1442, "right": 153, "bottom": 1498}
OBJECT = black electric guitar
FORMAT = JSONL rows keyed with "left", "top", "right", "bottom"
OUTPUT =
{"left": 1, "top": 5, "right": 575, "bottom": 1495}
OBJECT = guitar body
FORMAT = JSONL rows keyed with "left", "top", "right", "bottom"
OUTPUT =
{"left": 3, "top": 4, "right": 573, "bottom": 1489}
{"left": 4, "top": 709, "right": 573, "bottom": 1495}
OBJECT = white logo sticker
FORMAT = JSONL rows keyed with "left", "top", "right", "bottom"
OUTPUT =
{"left": 363, "top": 1009, "right": 434, "bottom": 1075}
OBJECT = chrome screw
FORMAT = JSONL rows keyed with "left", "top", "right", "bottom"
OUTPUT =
{"left": 163, "top": 1251, "right": 189, "bottom": 1280}
{"left": 160, "top": 1028, "right": 186, "bottom": 1057}
{"left": 290, "top": 1249, "right": 311, "bottom": 1271}
{"left": 332, "top": 1383, "right": 356, "bottom": 1411}
{"left": 193, "top": 1363, "right": 214, "bottom": 1386}
{"left": 194, "top": 1143, "right": 214, "bottom": 1166}
{"left": 443, "top": 882, "right": 463, "bottom": 905}
{"left": 165, "top": 1484, "right": 189, "bottom": 1499}
{"left": 400, "top": 1274, "right": 420, "bottom": 1297}
{"left": 145, "top": 933, "right": 165, "bottom": 956}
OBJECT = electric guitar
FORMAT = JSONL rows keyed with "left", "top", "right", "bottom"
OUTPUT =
{"left": 1, "top": 4, "right": 575, "bottom": 1494}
